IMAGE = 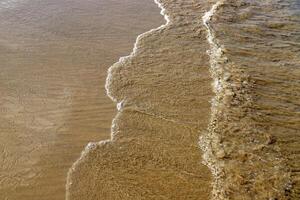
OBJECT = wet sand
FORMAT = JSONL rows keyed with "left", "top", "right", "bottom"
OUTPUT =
{"left": 0, "top": 0, "right": 163, "bottom": 199}
{"left": 67, "top": 0, "right": 215, "bottom": 199}
{"left": 1, "top": 0, "right": 299, "bottom": 199}
{"left": 202, "top": 1, "right": 300, "bottom": 199}
{"left": 68, "top": 0, "right": 299, "bottom": 199}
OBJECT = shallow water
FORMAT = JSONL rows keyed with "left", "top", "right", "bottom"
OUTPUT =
{"left": 0, "top": 0, "right": 163, "bottom": 199}
{"left": 67, "top": 0, "right": 216, "bottom": 199}
{"left": 204, "top": 1, "right": 300, "bottom": 199}
{"left": 68, "top": 0, "right": 299, "bottom": 199}
{"left": 1, "top": 0, "right": 299, "bottom": 199}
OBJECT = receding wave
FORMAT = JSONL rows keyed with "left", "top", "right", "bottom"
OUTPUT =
{"left": 200, "top": 0, "right": 299, "bottom": 199}
{"left": 66, "top": 0, "right": 216, "bottom": 199}
{"left": 66, "top": 0, "right": 300, "bottom": 199}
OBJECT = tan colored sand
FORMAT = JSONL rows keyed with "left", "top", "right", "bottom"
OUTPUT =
{"left": 0, "top": 0, "right": 163, "bottom": 199}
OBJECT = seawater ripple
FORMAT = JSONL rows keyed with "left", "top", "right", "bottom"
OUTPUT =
{"left": 201, "top": 0, "right": 299, "bottom": 199}
{"left": 66, "top": 0, "right": 300, "bottom": 199}
{"left": 66, "top": 0, "right": 216, "bottom": 199}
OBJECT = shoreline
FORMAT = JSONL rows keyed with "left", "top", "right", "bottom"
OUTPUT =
{"left": 201, "top": 0, "right": 293, "bottom": 199}
{"left": 66, "top": 0, "right": 169, "bottom": 198}
{"left": 0, "top": 0, "right": 165, "bottom": 199}
{"left": 66, "top": 0, "right": 299, "bottom": 199}
{"left": 66, "top": 0, "right": 214, "bottom": 199}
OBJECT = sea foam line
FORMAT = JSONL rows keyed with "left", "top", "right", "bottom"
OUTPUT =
{"left": 104, "top": 0, "right": 170, "bottom": 140}
{"left": 66, "top": 1, "right": 169, "bottom": 199}
{"left": 200, "top": 1, "right": 292, "bottom": 199}
{"left": 199, "top": 0, "right": 228, "bottom": 199}
{"left": 105, "top": 0, "right": 169, "bottom": 107}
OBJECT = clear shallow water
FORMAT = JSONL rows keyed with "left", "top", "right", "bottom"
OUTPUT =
{"left": 68, "top": 0, "right": 299, "bottom": 199}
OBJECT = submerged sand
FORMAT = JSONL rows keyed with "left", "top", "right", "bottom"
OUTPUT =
{"left": 67, "top": 0, "right": 300, "bottom": 199}
{"left": 0, "top": 0, "right": 163, "bottom": 199}
{"left": 1, "top": 0, "right": 299, "bottom": 199}
{"left": 67, "top": 0, "right": 216, "bottom": 199}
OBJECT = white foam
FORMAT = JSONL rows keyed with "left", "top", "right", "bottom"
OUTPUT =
{"left": 104, "top": 0, "right": 170, "bottom": 143}
{"left": 200, "top": 0, "right": 227, "bottom": 199}
{"left": 66, "top": 2, "right": 169, "bottom": 198}
{"left": 105, "top": 0, "right": 169, "bottom": 106}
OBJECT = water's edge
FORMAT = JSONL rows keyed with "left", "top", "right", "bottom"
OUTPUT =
{"left": 199, "top": 2, "right": 227, "bottom": 199}
{"left": 200, "top": 0, "right": 292, "bottom": 199}
{"left": 65, "top": 0, "right": 295, "bottom": 199}
{"left": 65, "top": 0, "right": 170, "bottom": 199}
